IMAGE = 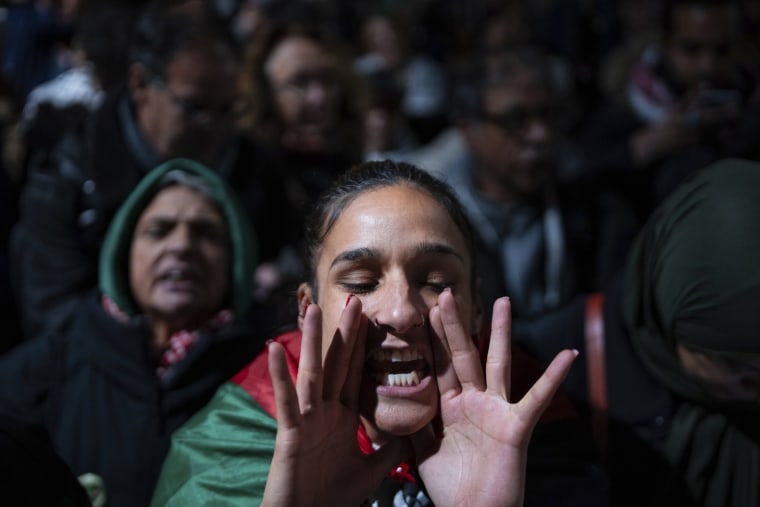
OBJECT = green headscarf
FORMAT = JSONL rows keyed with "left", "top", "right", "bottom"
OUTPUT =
{"left": 99, "top": 158, "right": 258, "bottom": 318}
{"left": 623, "top": 158, "right": 760, "bottom": 506}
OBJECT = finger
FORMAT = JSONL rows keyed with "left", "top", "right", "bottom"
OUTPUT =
{"left": 268, "top": 342, "right": 301, "bottom": 428}
{"left": 295, "top": 303, "right": 323, "bottom": 413}
{"left": 341, "top": 309, "right": 368, "bottom": 407}
{"left": 438, "top": 288, "right": 485, "bottom": 392}
{"left": 430, "top": 302, "right": 460, "bottom": 397}
{"left": 515, "top": 349, "right": 578, "bottom": 427}
{"left": 485, "top": 297, "right": 511, "bottom": 400}
{"left": 323, "top": 295, "right": 363, "bottom": 401}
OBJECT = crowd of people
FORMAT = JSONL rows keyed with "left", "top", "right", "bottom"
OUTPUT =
{"left": 0, "top": 0, "right": 758, "bottom": 506}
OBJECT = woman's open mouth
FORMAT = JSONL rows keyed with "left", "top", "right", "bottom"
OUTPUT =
{"left": 366, "top": 348, "right": 430, "bottom": 388}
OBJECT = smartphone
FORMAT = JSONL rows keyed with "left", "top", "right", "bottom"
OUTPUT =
{"left": 691, "top": 89, "right": 741, "bottom": 109}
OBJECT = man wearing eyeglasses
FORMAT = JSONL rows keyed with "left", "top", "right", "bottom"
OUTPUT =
{"left": 441, "top": 47, "right": 636, "bottom": 323}
{"left": 11, "top": 3, "right": 289, "bottom": 340}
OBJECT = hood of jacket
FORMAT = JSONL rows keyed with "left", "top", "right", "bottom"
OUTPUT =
{"left": 98, "top": 158, "right": 258, "bottom": 317}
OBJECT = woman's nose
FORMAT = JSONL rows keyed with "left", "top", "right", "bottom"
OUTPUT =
{"left": 368, "top": 281, "right": 426, "bottom": 335}
{"left": 166, "top": 224, "right": 192, "bottom": 252}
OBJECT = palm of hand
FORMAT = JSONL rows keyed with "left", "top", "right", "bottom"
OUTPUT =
{"left": 272, "top": 399, "right": 375, "bottom": 506}
{"left": 415, "top": 291, "right": 577, "bottom": 507}
{"left": 419, "top": 388, "right": 532, "bottom": 506}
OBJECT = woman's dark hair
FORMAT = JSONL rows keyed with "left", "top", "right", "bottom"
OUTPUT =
{"left": 303, "top": 160, "right": 477, "bottom": 295}
{"left": 238, "top": 20, "right": 364, "bottom": 150}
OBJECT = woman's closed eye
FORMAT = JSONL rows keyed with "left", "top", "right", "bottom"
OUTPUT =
{"left": 142, "top": 223, "right": 172, "bottom": 239}
{"left": 421, "top": 279, "right": 453, "bottom": 293}
{"left": 338, "top": 274, "right": 379, "bottom": 294}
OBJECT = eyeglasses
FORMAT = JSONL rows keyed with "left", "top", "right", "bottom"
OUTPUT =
{"left": 481, "top": 106, "right": 557, "bottom": 134}
{"left": 274, "top": 72, "right": 339, "bottom": 97}
{"left": 151, "top": 77, "right": 237, "bottom": 122}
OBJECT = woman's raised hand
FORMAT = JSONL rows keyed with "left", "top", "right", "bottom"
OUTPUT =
{"left": 414, "top": 289, "right": 578, "bottom": 507}
{"left": 261, "top": 297, "right": 409, "bottom": 507}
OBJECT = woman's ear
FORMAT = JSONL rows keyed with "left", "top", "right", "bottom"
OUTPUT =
{"left": 296, "top": 282, "right": 315, "bottom": 330}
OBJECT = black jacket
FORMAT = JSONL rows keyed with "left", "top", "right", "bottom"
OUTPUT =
{"left": 0, "top": 292, "right": 265, "bottom": 507}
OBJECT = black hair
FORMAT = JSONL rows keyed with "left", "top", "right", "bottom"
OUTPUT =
{"left": 661, "top": 0, "right": 740, "bottom": 38}
{"left": 452, "top": 45, "right": 556, "bottom": 121}
{"left": 128, "top": 2, "right": 242, "bottom": 80}
{"left": 303, "top": 160, "right": 477, "bottom": 297}
{"left": 74, "top": 1, "right": 142, "bottom": 91}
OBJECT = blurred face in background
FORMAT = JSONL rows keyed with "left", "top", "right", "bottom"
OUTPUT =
{"left": 130, "top": 185, "right": 230, "bottom": 332}
{"left": 466, "top": 67, "right": 556, "bottom": 202}
{"left": 361, "top": 15, "right": 405, "bottom": 69}
{"left": 133, "top": 43, "right": 240, "bottom": 166}
{"left": 665, "top": 3, "right": 740, "bottom": 90}
{"left": 265, "top": 35, "right": 341, "bottom": 148}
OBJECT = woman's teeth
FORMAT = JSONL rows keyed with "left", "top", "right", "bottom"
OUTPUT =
{"left": 368, "top": 349, "right": 426, "bottom": 386}
{"left": 375, "top": 371, "right": 422, "bottom": 387}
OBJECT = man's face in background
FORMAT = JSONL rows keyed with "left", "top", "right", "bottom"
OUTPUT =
{"left": 134, "top": 42, "right": 240, "bottom": 166}
{"left": 665, "top": 3, "right": 740, "bottom": 90}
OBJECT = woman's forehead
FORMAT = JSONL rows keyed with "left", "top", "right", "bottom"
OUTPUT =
{"left": 320, "top": 185, "right": 469, "bottom": 262}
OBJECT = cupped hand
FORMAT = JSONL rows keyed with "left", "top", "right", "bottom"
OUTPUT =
{"left": 261, "top": 297, "right": 409, "bottom": 507}
{"left": 413, "top": 289, "right": 578, "bottom": 507}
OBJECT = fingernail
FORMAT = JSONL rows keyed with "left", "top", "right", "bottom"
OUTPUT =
{"left": 571, "top": 349, "right": 580, "bottom": 357}
{"left": 266, "top": 339, "right": 274, "bottom": 348}
{"left": 345, "top": 294, "right": 354, "bottom": 307}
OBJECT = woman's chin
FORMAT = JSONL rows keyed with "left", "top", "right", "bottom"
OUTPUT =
{"left": 359, "top": 391, "right": 438, "bottom": 443}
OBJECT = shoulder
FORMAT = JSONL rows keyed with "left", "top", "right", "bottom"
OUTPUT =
{"left": 151, "top": 378, "right": 279, "bottom": 506}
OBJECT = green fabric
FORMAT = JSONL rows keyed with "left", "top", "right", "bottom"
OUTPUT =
{"left": 150, "top": 381, "right": 277, "bottom": 506}
{"left": 98, "top": 158, "right": 258, "bottom": 317}
{"left": 622, "top": 158, "right": 760, "bottom": 505}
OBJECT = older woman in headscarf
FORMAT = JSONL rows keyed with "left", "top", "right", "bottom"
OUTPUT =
{"left": 515, "top": 158, "right": 760, "bottom": 506}
{"left": 0, "top": 158, "right": 263, "bottom": 507}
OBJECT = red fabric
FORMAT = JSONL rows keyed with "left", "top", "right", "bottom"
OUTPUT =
{"left": 231, "top": 330, "right": 301, "bottom": 420}
{"left": 100, "top": 294, "right": 234, "bottom": 378}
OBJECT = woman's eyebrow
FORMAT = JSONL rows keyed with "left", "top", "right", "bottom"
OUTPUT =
{"left": 329, "top": 247, "right": 379, "bottom": 269}
{"left": 414, "top": 242, "right": 465, "bottom": 264}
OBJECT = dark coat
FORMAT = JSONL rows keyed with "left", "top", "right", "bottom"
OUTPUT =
{"left": 0, "top": 292, "right": 265, "bottom": 507}
{"left": 513, "top": 275, "right": 679, "bottom": 506}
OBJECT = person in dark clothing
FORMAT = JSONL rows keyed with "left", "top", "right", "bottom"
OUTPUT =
{"left": 152, "top": 160, "right": 606, "bottom": 507}
{"left": 10, "top": 2, "right": 290, "bottom": 340}
{"left": 236, "top": 20, "right": 366, "bottom": 324}
{"left": 0, "top": 158, "right": 266, "bottom": 507}
{"left": 514, "top": 158, "right": 760, "bottom": 506}
{"left": 578, "top": 0, "right": 758, "bottom": 221}
{"left": 443, "top": 46, "right": 637, "bottom": 321}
